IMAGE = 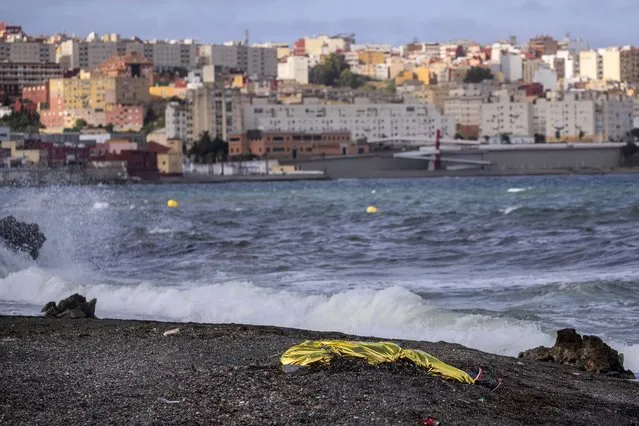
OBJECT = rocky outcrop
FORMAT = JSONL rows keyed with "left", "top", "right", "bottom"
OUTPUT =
{"left": 0, "top": 216, "right": 46, "bottom": 260}
{"left": 42, "top": 294, "right": 97, "bottom": 319}
{"left": 518, "top": 328, "right": 634, "bottom": 379}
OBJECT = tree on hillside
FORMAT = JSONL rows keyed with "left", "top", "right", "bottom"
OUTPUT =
{"left": 0, "top": 110, "right": 43, "bottom": 133}
{"left": 464, "top": 67, "right": 494, "bottom": 84}
{"left": 73, "top": 119, "right": 88, "bottom": 132}
{"left": 309, "top": 53, "right": 349, "bottom": 86}
{"left": 309, "top": 53, "right": 371, "bottom": 89}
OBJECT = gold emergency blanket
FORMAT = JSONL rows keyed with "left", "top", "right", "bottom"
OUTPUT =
{"left": 280, "top": 340, "right": 475, "bottom": 384}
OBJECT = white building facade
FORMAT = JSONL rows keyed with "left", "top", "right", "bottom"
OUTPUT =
{"left": 480, "top": 98, "right": 534, "bottom": 137}
{"left": 244, "top": 103, "right": 454, "bottom": 140}
{"left": 500, "top": 52, "right": 523, "bottom": 82}
{"left": 277, "top": 56, "right": 309, "bottom": 85}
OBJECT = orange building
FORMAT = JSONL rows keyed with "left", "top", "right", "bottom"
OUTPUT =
{"left": 228, "top": 131, "right": 368, "bottom": 160}
{"left": 97, "top": 52, "right": 154, "bottom": 83}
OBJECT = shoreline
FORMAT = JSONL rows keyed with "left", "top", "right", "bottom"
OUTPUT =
{"left": 2, "top": 166, "right": 639, "bottom": 187}
{"left": 1, "top": 315, "right": 638, "bottom": 424}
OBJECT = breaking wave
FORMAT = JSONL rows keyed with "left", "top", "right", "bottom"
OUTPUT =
{"left": 0, "top": 266, "right": 557, "bottom": 358}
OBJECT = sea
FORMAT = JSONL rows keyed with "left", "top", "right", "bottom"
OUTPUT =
{"left": 1, "top": 175, "right": 639, "bottom": 373}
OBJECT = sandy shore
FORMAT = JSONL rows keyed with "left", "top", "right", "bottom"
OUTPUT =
{"left": 1, "top": 316, "right": 638, "bottom": 425}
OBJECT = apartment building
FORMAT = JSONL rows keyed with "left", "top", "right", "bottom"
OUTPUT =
{"left": 277, "top": 56, "right": 309, "bottom": 85}
{"left": 579, "top": 50, "right": 603, "bottom": 81}
{"left": 198, "top": 43, "right": 278, "bottom": 80}
{"left": 59, "top": 39, "right": 198, "bottom": 71}
{"left": 167, "top": 85, "right": 246, "bottom": 146}
{"left": 444, "top": 96, "right": 483, "bottom": 127}
{"left": 0, "top": 42, "right": 55, "bottom": 62}
{"left": 165, "top": 101, "right": 190, "bottom": 141}
{"left": 537, "top": 93, "right": 632, "bottom": 141}
{"left": 500, "top": 52, "right": 523, "bottom": 82}
{"left": 620, "top": 48, "right": 639, "bottom": 82}
{"left": 480, "top": 95, "right": 534, "bottom": 137}
{"left": 125, "top": 41, "right": 197, "bottom": 70}
{"left": 528, "top": 36, "right": 559, "bottom": 57}
{"left": 244, "top": 103, "right": 454, "bottom": 140}
{"left": 295, "top": 35, "right": 350, "bottom": 56}
{"left": 601, "top": 48, "right": 622, "bottom": 82}
{"left": 39, "top": 74, "right": 149, "bottom": 132}
{"left": 601, "top": 47, "right": 639, "bottom": 83}
{"left": 0, "top": 62, "right": 63, "bottom": 97}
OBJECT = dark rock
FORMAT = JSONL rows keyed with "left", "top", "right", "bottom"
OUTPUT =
{"left": 41, "top": 293, "right": 97, "bottom": 319}
{"left": 0, "top": 216, "right": 46, "bottom": 260}
{"left": 518, "top": 328, "right": 634, "bottom": 379}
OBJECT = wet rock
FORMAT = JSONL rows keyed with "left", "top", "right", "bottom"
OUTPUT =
{"left": 0, "top": 216, "right": 46, "bottom": 260}
{"left": 41, "top": 294, "right": 97, "bottom": 319}
{"left": 518, "top": 328, "right": 634, "bottom": 379}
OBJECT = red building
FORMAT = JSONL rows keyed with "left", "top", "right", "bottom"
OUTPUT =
{"left": 293, "top": 39, "right": 306, "bottom": 56}
{"left": 22, "top": 84, "right": 49, "bottom": 106}
{"left": 521, "top": 82, "right": 544, "bottom": 97}
{"left": 91, "top": 151, "right": 159, "bottom": 181}
{"left": 104, "top": 105, "right": 144, "bottom": 131}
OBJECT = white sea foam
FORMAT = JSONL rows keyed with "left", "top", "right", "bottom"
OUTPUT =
{"left": 147, "top": 227, "right": 175, "bottom": 235}
{"left": 502, "top": 205, "right": 521, "bottom": 215}
{"left": 507, "top": 188, "right": 530, "bottom": 193}
{"left": 92, "top": 201, "right": 109, "bottom": 210}
{"left": 2, "top": 265, "right": 639, "bottom": 372}
{"left": 0, "top": 267, "right": 556, "bottom": 358}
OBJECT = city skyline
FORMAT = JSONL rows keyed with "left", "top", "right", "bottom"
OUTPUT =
{"left": 2, "top": 0, "right": 639, "bottom": 47}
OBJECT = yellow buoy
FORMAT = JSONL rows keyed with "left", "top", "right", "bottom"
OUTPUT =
{"left": 167, "top": 199, "right": 179, "bottom": 208}
{"left": 366, "top": 206, "right": 378, "bottom": 214}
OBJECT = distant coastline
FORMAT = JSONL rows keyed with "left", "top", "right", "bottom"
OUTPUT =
{"left": 2, "top": 166, "right": 639, "bottom": 187}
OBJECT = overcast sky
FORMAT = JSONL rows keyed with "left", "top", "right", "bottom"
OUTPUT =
{"left": 1, "top": 0, "right": 636, "bottom": 47}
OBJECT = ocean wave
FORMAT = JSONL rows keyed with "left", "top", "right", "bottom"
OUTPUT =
{"left": 502, "top": 205, "right": 521, "bottom": 215}
{"left": 0, "top": 267, "right": 556, "bottom": 359}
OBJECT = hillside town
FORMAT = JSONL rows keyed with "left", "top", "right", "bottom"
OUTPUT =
{"left": 1, "top": 21, "right": 639, "bottom": 181}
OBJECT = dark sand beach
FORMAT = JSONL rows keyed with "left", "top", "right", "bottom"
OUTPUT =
{"left": 1, "top": 316, "right": 638, "bottom": 425}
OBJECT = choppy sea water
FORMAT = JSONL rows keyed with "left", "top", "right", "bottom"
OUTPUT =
{"left": 1, "top": 176, "right": 639, "bottom": 372}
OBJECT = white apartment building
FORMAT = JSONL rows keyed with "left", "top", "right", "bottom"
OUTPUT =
{"left": 480, "top": 96, "right": 534, "bottom": 137}
{"left": 199, "top": 44, "right": 277, "bottom": 80}
{"left": 0, "top": 42, "right": 55, "bottom": 63}
{"left": 598, "top": 94, "right": 634, "bottom": 141}
{"left": 277, "top": 56, "right": 309, "bottom": 84}
{"left": 536, "top": 93, "right": 633, "bottom": 141}
{"left": 166, "top": 101, "right": 190, "bottom": 141}
{"left": 534, "top": 67, "right": 558, "bottom": 91}
{"left": 538, "top": 96, "right": 596, "bottom": 140}
{"left": 579, "top": 50, "right": 602, "bottom": 81}
{"left": 444, "top": 96, "right": 483, "bottom": 127}
{"left": 244, "top": 103, "right": 454, "bottom": 140}
{"left": 500, "top": 52, "right": 523, "bottom": 82}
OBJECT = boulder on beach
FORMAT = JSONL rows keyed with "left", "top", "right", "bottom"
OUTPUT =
{"left": 42, "top": 294, "right": 97, "bottom": 319}
{"left": 0, "top": 216, "right": 46, "bottom": 260}
{"left": 518, "top": 328, "right": 634, "bottom": 379}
